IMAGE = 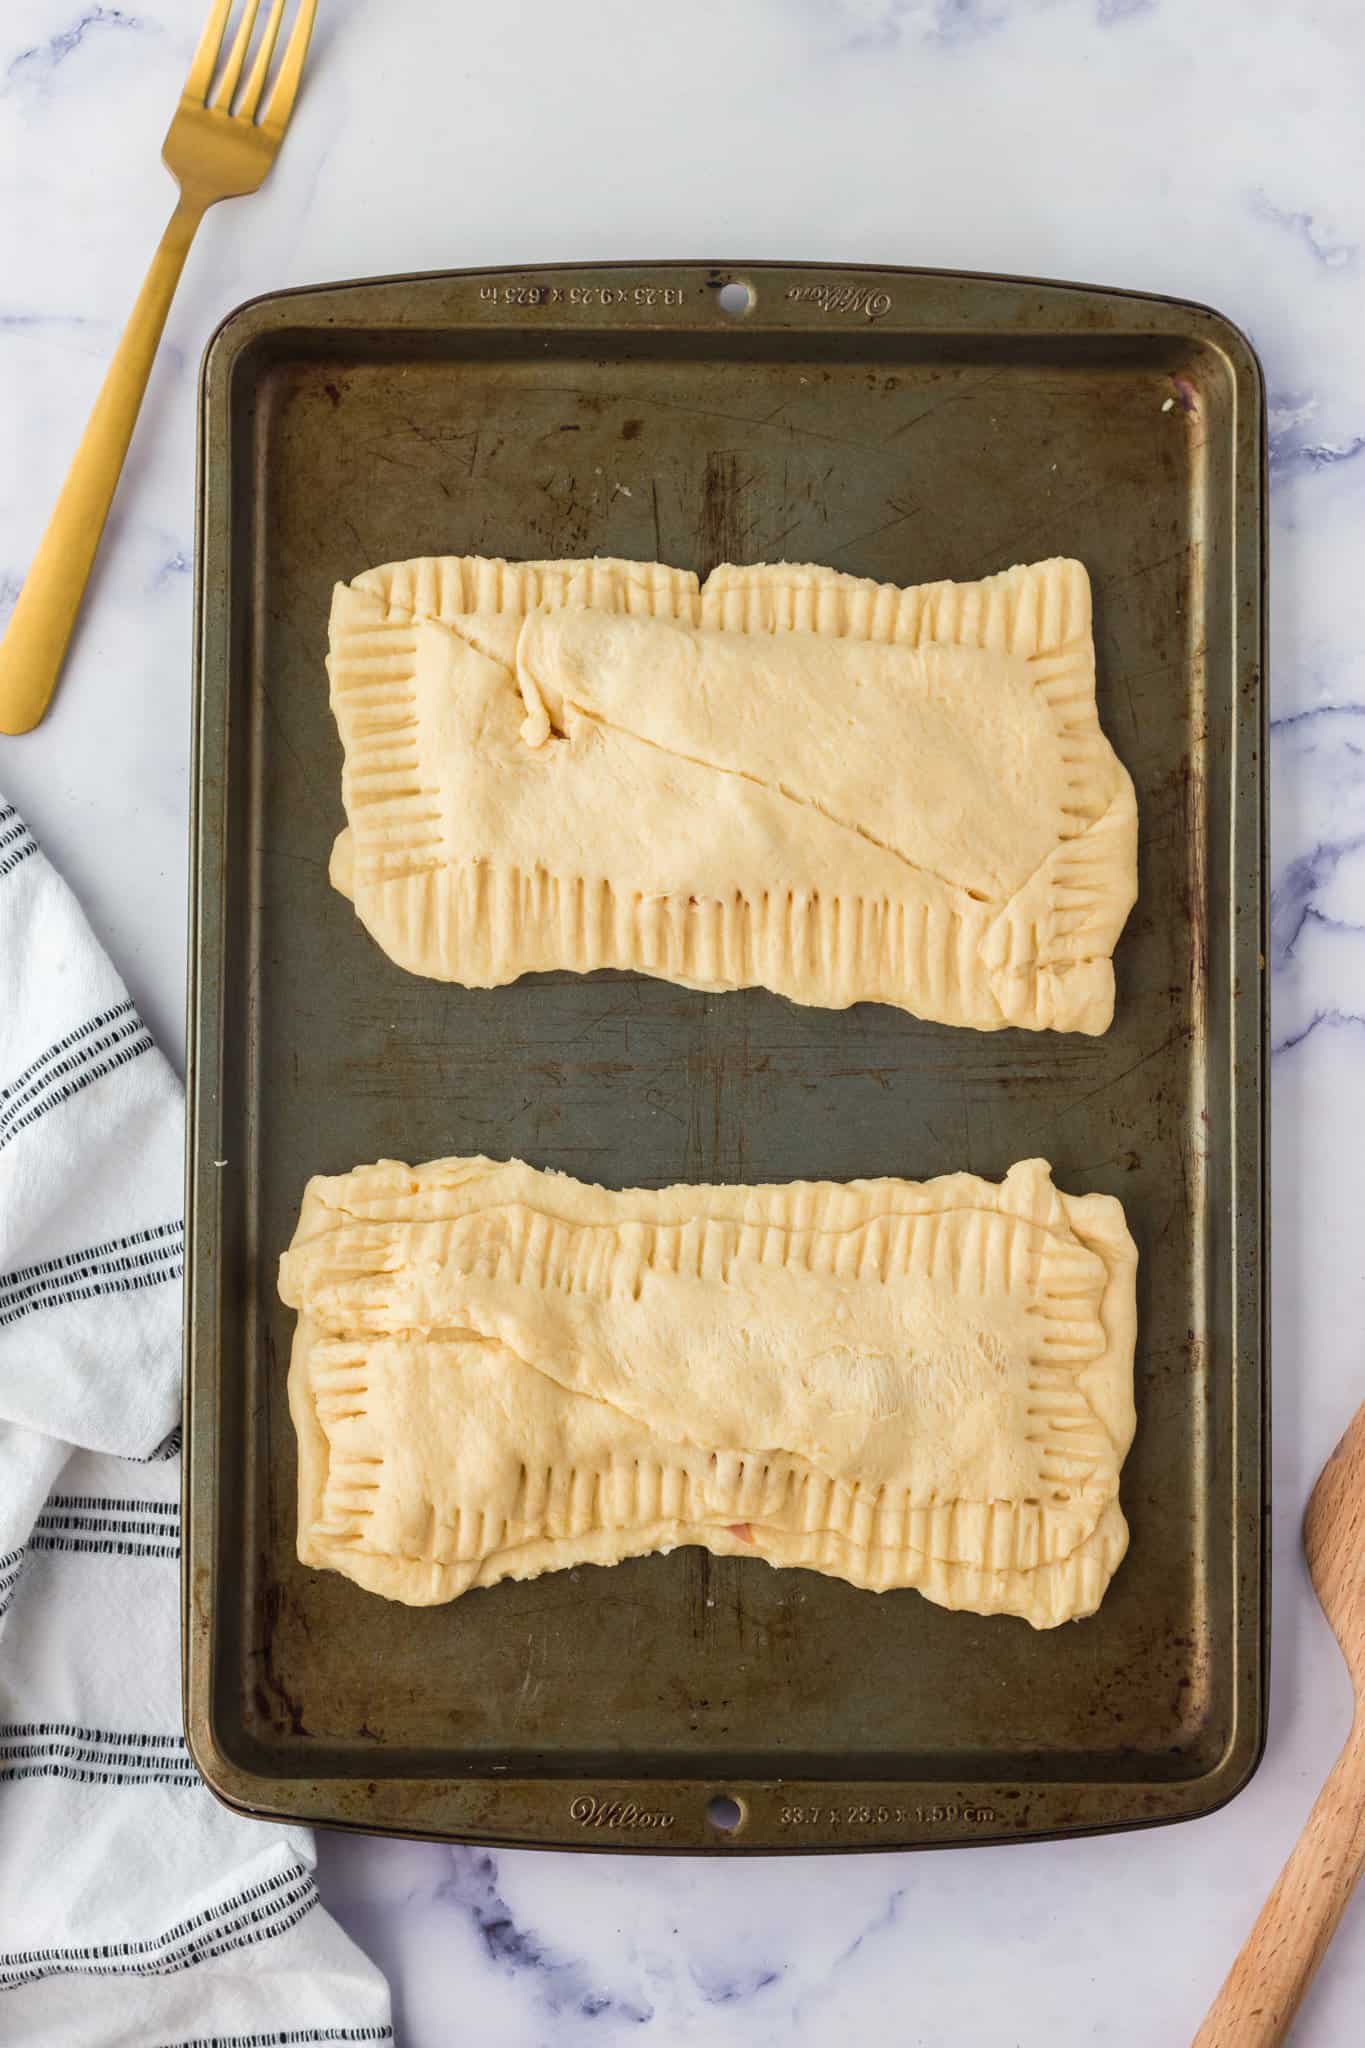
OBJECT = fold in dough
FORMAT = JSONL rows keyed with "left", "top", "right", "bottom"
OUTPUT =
{"left": 279, "top": 1156, "right": 1137, "bottom": 1628}
{"left": 326, "top": 555, "right": 1137, "bottom": 1035}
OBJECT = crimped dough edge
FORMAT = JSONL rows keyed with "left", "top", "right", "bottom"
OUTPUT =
{"left": 282, "top": 1155, "right": 1137, "bottom": 1629}
{"left": 326, "top": 555, "right": 1137, "bottom": 1036}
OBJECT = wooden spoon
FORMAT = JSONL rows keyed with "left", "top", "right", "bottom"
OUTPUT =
{"left": 1195, "top": 1399, "right": 1365, "bottom": 2045}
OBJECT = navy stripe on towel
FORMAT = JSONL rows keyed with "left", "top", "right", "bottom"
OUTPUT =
{"left": 0, "top": 1723, "right": 200, "bottom": 1789}
{"left": 0, "top": 1548, "right": 22, "bottom": 1621}
{"left": 29, "top": 1493, "right": 180, "bottom": 1561}
{"left": 0, "top": 808, "right": 38, "bottom": 880}
{"left": 142, "top": 1422, "right": 183, "bottom": 1463}
{"left": 0, "top": 1862, "right": 319, "bottom": 1989}
{"left": 156, "top": 2031, "right": 395, "bottom": 2047}
{"left": 0, "top": 1002, "right": 154, "bottom": 1153}
{"left": 0, "top": 1221, "right": 183, "bottom": 1331}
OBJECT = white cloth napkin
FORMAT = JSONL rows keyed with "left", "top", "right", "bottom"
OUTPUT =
{"left": 0, "top": 795, "right": 393, "bottom": 2047}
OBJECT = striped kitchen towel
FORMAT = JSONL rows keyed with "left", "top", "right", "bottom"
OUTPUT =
{"left": 0, "top": 795, "right": 392, "bottom": 2048}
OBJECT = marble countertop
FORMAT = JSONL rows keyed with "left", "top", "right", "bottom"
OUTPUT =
{"left": 3, "top": 0, "right": 1364, "bottom": 2040}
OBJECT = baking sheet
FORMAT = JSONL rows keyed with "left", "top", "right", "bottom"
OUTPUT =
{"left": 185, "top": 261, "right": 1266, "bottom": 1851}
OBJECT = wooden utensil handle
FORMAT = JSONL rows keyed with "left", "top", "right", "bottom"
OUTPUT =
{"left": 1194, "top": 1722, "right": 1365, "bottom": 2046}
{"left": 0, "top": 196, "right": 204, "bottom": 736}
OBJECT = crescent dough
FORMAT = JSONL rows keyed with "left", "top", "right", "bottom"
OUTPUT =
{"left": 326, "top": 555, "right": 1137, "bottom": 1035}
{"left": 279, "top": 1156, "right": 1137, "bottom": 1628}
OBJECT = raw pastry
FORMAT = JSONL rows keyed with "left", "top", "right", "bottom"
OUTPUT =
{"left": 279, "top": 1155, "right": 1137, "bottom": 1628}
{"left": 326, "top": 555, "right": 1137, "bottom": 1034}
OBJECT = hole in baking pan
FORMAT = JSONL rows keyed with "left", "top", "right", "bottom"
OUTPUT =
{"left": 706, "top": 1793, "right": 745, "bottom": 1833}
{"left": 716, "top": 281, "right": 754, "bottom": 317}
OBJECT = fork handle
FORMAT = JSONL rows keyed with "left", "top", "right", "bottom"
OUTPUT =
{"left": 0, "top": 195, "right": 205, "bottom": 735}
{"left": 1194, "top": 1719, "right": 1365, "bottom": 2046}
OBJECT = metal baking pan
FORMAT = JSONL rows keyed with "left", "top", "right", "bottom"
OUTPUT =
{"left": 185, "top": 261, "right": 1266, "bottom": 1852}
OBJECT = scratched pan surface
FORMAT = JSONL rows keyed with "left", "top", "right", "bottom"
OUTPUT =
{"left": 185, "top": 263, "right": 1266, "bottom": 1852}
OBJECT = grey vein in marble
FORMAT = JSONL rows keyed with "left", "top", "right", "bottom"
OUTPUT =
{"left": 150, "top": 550, "right": 190, "bottom": 591}
{"left": 4, "top": 6, "right": 144, "bottom": 94}
{"left": 0, "top": 309, "right": 104, "bottom": 333}
{"left": 1268, "top": 394, "right": 1365, "bottom": 477}
{"left": 827, "top": 0, "right": 1155, "bottom": 48}
{"left": 922, "top": 0, "right": 1010, "bottom": 42}
{"left": 1271, "top": 708, "right": 1365, "bottom": 1051}
{"left": 688, "top": 1959, "right": 784, "bottom": 2006}
{"left": 437, "top": 1849, "right": 653, "bottom": 2025}
{"left": 824, "top": 0, "right": 1007, "bottom": 55}
{"left": 0, "top": 307, "right": 187, "bottom": 378}
{"left": 1271, "top": 843, "right": 1362, "bottom": 971}
{"left": 830, "top": 1883, "right": 909, "bottom": 1969}
{"left": 1253, "top": 191, "right": 1358, "bottom": 270}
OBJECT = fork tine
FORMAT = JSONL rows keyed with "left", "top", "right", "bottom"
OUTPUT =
{"left": 183, "top": 0, "right": 234, "bottom": 104}
{"left": 210, "top": 0, "right": 261, "bottom": 112}
{"left": 259, "top": 0, "right": 317, "bottom": 136}
{"left": 235, "top": 0, "right": 287, "bottom": 121}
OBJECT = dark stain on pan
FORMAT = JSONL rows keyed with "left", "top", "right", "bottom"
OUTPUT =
{"left": 698, "top": 450, "right": 753, "bottom": 574}
{"left": 254, "top": 1584, "right": 311, "bottom": 1739}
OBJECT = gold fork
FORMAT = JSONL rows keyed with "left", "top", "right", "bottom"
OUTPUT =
{"left": 0, "top": 0, "right": 317, "bottom": 736}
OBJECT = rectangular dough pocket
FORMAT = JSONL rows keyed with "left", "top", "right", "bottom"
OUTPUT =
{"left": 326, "top": 554, "right": 1137, "bottom": 1034}
{"left": 279, "top": 1156, "right": 1137, "bottom": 1629}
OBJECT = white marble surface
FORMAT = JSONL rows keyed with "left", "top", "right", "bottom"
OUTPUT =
{"left": 3, "top": 0, "right": 1364, "bottom": 2040}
